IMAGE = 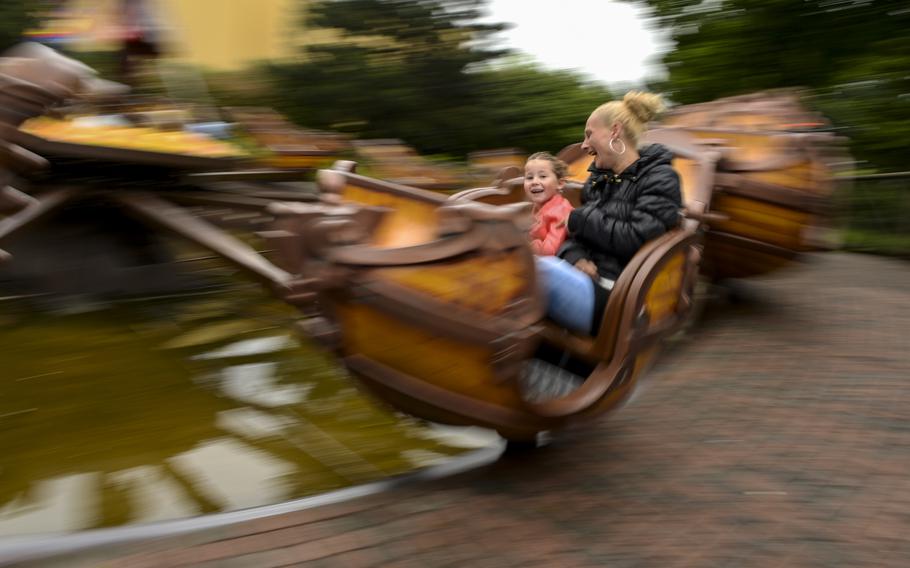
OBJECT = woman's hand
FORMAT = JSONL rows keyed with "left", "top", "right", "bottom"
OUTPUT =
{"left": 574, "top": 259, "right": 598, "bottom": 279}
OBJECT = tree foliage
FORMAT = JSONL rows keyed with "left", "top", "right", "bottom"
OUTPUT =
{"left": 230, "top": 0, "right": 612, "bottom": 158}
{"left": 472, "top": 62, "right": 614, "bottom": 155}
{"left": 0, "top": 1, "right": 38, "bottom": 52}
{"left": 276, "top": 0, "right": 509, "bottom": 155}
{"left": 635, "top": 0, "right": 910, "bottom": 170}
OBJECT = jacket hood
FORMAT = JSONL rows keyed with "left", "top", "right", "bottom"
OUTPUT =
{"left": 586, "top": 143, "right": 674, "bottom": 178}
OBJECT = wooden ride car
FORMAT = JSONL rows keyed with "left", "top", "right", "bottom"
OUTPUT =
{"left": 18, "top": 117, "right": 245, "bottom": 159}
{"left": 467, "top": 148, "right": 526, "bottom": 182}
{"left": 224, "top": 107, "right": 350, "bottom": 170}
{"left": 352, "top": 139, "right": 470, "bottom": 192}
{"left": 657, "top": 91, "right": 846, "bottom": 279}
{"left": 264, "top": 160, "right": 710, "bottom": 441}
{"left": 552, "top": 92, "right": 845, "bottom": 280}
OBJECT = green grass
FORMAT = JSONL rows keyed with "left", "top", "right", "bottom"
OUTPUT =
{"left": 840, "top": 228, "right": 910, "bottom": 258}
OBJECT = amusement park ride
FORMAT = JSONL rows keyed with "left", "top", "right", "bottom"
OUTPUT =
{"left": 0, "top": 45, "right": 846, "bottom": 443}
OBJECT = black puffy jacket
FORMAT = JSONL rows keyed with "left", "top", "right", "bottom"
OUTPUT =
{"left": 558, "top": 143, "right": 682, "bottom": 280}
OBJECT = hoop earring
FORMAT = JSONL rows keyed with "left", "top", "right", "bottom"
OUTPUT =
{"left": 609, "top": 138, "right": 626, "bottom": 155}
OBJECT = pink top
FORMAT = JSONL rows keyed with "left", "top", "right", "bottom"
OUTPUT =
{"left": 529, "top": 194, "right": 574, "bottom": 256}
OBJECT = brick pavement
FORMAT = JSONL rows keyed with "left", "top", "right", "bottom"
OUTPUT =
{"left": 15, "top": 252, "right": 910, "bottom": 567}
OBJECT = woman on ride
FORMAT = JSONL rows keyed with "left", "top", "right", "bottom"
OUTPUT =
{"left": 525, "top": 152, "right": 574, "bottom": 256}
{"left": 537, "top": 91, "right": 682, "bottom": 335}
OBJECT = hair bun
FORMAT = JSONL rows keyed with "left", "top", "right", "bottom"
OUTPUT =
{"left": 623, "top": 91, "right": 665, "bottom": 124}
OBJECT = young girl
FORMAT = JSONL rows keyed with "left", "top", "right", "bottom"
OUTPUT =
{"left": 525, "top": 152, "right": 574, "bottom": 256}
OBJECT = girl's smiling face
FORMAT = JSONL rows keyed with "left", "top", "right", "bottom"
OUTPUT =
{"left": 524, "top": 159, "right": 565, "bottom": 206}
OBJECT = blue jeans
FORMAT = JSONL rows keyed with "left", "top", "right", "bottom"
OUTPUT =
{"left": 535, "top": 256, "right": 595, "bottom": 334}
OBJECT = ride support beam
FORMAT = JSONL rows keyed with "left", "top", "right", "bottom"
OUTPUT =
{"left": 0, "top": 186, "right": 36, "bottom": 214}
{"left": 0, "top": 186, "right": 79, "bottom": 244}
{"left": 114, "top": 192, "right": 295, "bottom": 290}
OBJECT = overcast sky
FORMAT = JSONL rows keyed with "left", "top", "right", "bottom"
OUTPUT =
{"left": 483, "top": 0, "right": 670, "bottom": 86}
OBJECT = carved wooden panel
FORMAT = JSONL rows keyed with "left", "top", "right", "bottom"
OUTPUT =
{"left": 340, "top": 183, "right": 439, "bottom": 247}
{"left": 337, "top": 304, "right": 526, "bottom": 407}
{"left": 644, "top": 251, "right": 685, "bottom": 325}
{"left": 376, "top": 251, "right": 529, "bottom": 316}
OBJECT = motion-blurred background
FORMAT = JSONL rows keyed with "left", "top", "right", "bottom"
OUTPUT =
{"left": 9, "top": 0, "right": 908, "bottom": 256}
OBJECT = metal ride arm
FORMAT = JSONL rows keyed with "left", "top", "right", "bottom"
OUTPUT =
{"left": 113, "top": 192, "right": 295, "bottom": 291}
{"left": 0, "top": 186, "right": 79, "bottom": 245}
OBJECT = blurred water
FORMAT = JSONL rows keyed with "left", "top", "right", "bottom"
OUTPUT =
{"left": 0, "top": 283, "right": 488, "bottom": 536}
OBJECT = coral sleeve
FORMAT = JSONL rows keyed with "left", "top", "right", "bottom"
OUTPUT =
{"left": 530, "top": 197, "right": 574, "bottom": 256}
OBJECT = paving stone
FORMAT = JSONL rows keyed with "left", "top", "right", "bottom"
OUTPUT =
{"left": 38, "top": 253, "right": 910, "bottom": 568}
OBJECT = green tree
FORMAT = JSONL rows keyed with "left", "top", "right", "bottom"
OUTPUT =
{"left": 473, "top": 61, "right": 613, "bottom": 154}
{"left": 633, "top": 0, "right": 910, "bottom": 170}
{"left": 273, "top": 0, "right": 508, "bottom": 155}
{"left": 237, "top": 0, "right": 612, "bottom": 158}
{"left": 208, "top": 0, "right": 615, "bottom": 158}
{"left": 0, "top": 1, "right": 38, "bottom": 52}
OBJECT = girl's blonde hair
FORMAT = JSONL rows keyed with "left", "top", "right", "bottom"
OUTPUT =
{"left": 591, "top": 91, "right": 666, "bottom": 146}
{"left": 526, "top": 151, "right": 568, "bottom": 179}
